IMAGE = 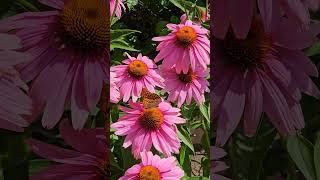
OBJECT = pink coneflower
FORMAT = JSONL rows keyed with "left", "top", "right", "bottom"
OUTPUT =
{"left": 213, "top": 10, "right": 320, "bottom": 145}
{"left": 119, "top": 151, "right": 184, "bottom": 180}
{"left": 213, "top": 0, "right": 254, "bottom": 39}
{"left": 110, "top": 71, "right": 120, "bottom": 103}
{"left": 161, "top": 66, "right": 209, "bottom": 107}
{"left": 213, "top": 0, "right": 319, "bottom": 40}
{"left": 111, "top": 53, "right": 164, "bottom": 102}
{"left": 0, "top": 0, "right": 108, "bottom": 129}
{"left": 211, "top": 146, "right": 231, "bottom": 180}
{"left": 152, "top": 20, "right": 210, "bottom": 73}
{"left": 27, "top": 121, "right": 108, "bottom": 180}
{"left": 0, "top": 33, "right": 32, "bottom": 132}
{"left": 259, "top": 0, "right": 319, "bottom": 27}
{"left": 111, "top": 101, "right": 186, "bottom": 158}
{"left": 110, "top": 0, "right": 125, "bottom": 18}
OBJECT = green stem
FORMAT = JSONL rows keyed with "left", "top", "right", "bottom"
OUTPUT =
{"left": 206, "top": 0, "right": 208, "bottom": 20}
{"left": 110, "top": 0, "right": 119, "bottom": 25}
{"left": 2, "top": 134, "right": 29, "bottom": 180}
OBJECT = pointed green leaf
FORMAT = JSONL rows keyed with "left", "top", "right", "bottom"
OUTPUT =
{"left": 287, "top": 135, "right": 316, "bottom": 180}
{"left": 314, "top": 133, "right": 320, "bottom": 180}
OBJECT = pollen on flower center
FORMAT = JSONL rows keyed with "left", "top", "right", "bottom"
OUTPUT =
{"left": 138, "top": 165, "right": 161, "bottom": 180}
{"left": 139, "top": 108, "right": 163, "bottom": 130}
{"left": 176, "top": 26, "right": 197, "bottom": 47}
{"left": 128, "top": 60, "right": 148, "bottom": 78}
{"left": 58, "top": 0, "right": 108, "bottom": 54}
{"left": 216, "top": 20, "right": 272, "bottom": 68}
{"left": 178, "top": 68, "right": 195, "bottom": 83}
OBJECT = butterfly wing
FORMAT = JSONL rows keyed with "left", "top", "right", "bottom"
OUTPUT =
{"left": 141, "top": 88, "right": 162, "bottom": 108}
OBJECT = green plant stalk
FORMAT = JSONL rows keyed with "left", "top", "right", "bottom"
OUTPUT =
{"left": 2, "top": 133, "right": 29, "bottom": 180}
{"left": 201, "top": 118, "right": 210, "bottom": 177}
{"left": 110, "top": 0, "right": 119, "bottom": 25}
{"left": 206, "top": 0, "right": 208, "bottom": 19}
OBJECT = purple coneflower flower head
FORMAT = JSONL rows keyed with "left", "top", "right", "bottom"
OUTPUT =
{"left": 0, "top": 33, "right": 32, "bottom": 132}
{"left": 161, "top": 66, "right": 209, "bottom": 107}
{"left": 213, "top": 0, "right": 255, "bottom": 39}
{"left": 0, "top": 0, "right": 109, "bottom": 129}
{"left": 213, "top": 8, "right": 320, "bottom": 146}
{"left": 259, "top": 0, "right": 319, "bottom": 28}
{"left": 211, "top": 146, "right": 231, "bottom": 180}
{"left": 152, "top": 20, "right": 210, "bottom": 73}
{"left": 119, "top": 151, "right": 184, "bottom": 180}
{"left": 213, "top": 0, "right": 319, "bottom": 40}
{"left": 111, "top": 53, "right": 164, "bottom": 102}
{"left": 111, "top": 101, "right": 186, "bottom": 158}
{"left": 27, "top": 121, "right": 108, "bottom": 180}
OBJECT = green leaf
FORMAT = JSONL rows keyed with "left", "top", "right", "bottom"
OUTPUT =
{"left": 199, "top": 104, "right": 209, "bottom": 123}
{"left": 110, "top": 29, "right": 140, "bottom": 51}
{"left": 178, "top": 128, "right": 194, "bottom": 152}
{"left": 314, "top": 133, "right": 320, "bottom": 180}
{"left": 305, "top": 41, "right": 320, "bottom": 57}
{"left": 287, "top": 134, "right": 316, "bottom": 180}
{"left": 155, "top": 21, "right": 170, "bottom": 36}
{"left": 111, "top": 17, "right": 120, "bottom": 26}
{"left": 168, "top": 0, "right": 204, "bottom": 22}
{"left": 110, "top": 40, "right": 139, "bottom": 51}
{"left": 15, "top": 0, "right": 39, "bottom": 11}
{"left": 201, "top": 119, "right": 210, "bottom": 155}
{"left": 110, "top": 29, "right": 140, "bottom": 41}
{"left": 229, "top": 118, "right": 277, "bottom": 180}
{"left": 181, "top": 148, "right": 192, "bottom": 176}
{"left": 126, "top": 0, "right": 139, "bottom": 10}
{"left": 29, "top": 159, "right": 53, "bottom": 176}
{"left": 168, "top": 0, "right": 192, "bottom": 12}
{"left": 179, "top": 145, "right": 186, "bottom": 165}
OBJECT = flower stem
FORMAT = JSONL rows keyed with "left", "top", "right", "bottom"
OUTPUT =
{"left": 2, "top": 133, "right": 29, "bottom": 180}
{"left": 110, "top": 0, "right": 119, "bottom": 25}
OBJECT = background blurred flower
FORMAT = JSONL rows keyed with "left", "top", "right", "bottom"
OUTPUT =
{"left": 119, "top": 151, "right": 184, "bottom": 180}
{"left": 211, "top": 146, "right": 231, "bottom": 180}
{"left": 212, "top": 0, "right": 254, "bottom": 39}
{"left": 0, "top": 0, "right": 109, "bottom": 129}
{"left": 258, "top": 0, "right": 319, "bottom": 27}
{"left": 0, "top": 33, "right": 32, "bottom": 132}
{"left": 161, "top": 66, "right": 209, "bottom": 107}
{"left": 213, "top": 9, "right": 320, "bottom": 145}
{"left": 153, "top": 20, "right": 210, "bottom": 73}
{"left": 28, "top": 121, "right": 107, "bottom": 180}
{"left": 111, "top": 53, "right": 164, "bottom": 102}
{"left": 110, "top": 0, "right": 126, "bottom": 18}
{"left": 111, "top": 101, "right": 186, "bottom": 158}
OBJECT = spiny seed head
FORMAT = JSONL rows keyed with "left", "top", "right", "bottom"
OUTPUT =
{"left": 138, "top": 165, "right": 161, "bottom": 180}
{"left": 58, "top": 0, "right": 108, "bottom": 55}
{"left": 139, "top": 108, "right": 163, "bottom": 130}
{"left": 128, "top": 60, "right": 148, "bottom": 78}
{"left": 176, "top": 26, "right": 197, "bottom": 48}
{"left": 178, "top": 68, "right": 195, "bottom": 83}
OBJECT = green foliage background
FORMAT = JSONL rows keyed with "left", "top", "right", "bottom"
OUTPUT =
{"left": 110, "top": 0, "right": 210, "bottom": 179}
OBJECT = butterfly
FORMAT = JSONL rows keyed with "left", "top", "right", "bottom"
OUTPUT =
{"left": 141, "top": 88, "right": 162, "bottom": 108}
